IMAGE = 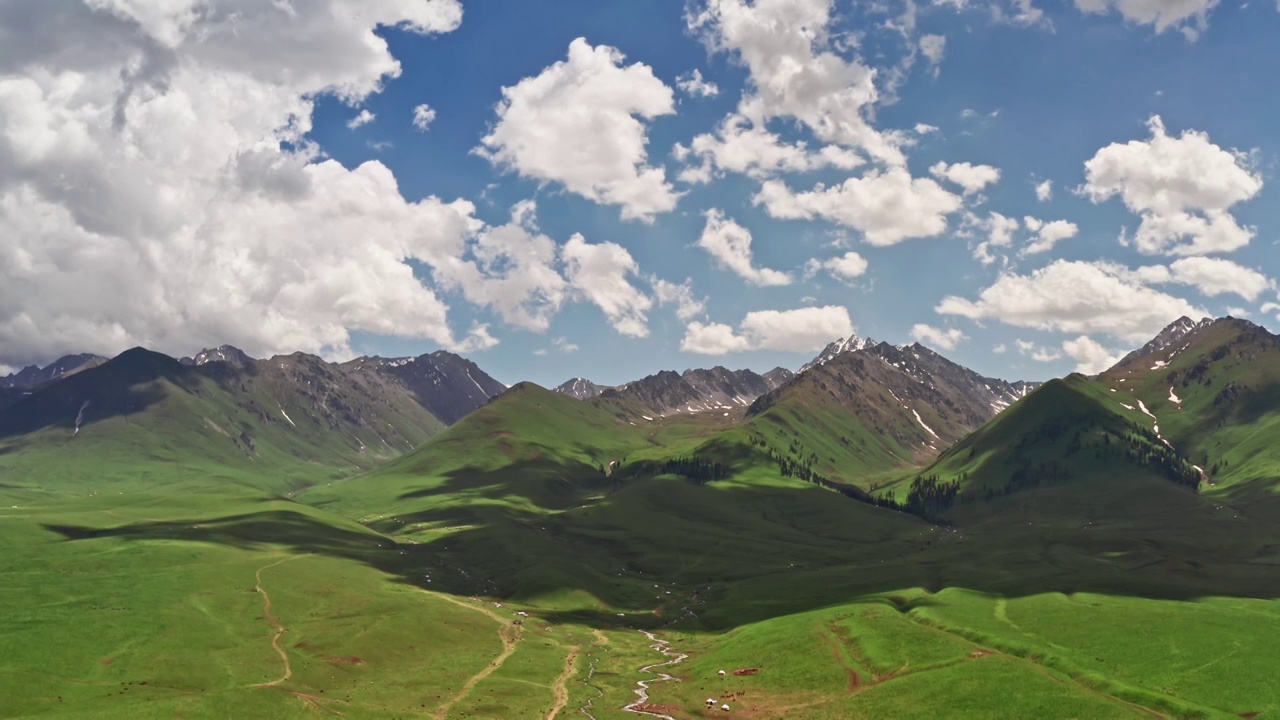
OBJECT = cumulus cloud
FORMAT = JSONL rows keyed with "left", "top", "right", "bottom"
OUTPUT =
{"left": 562, "top": 233, "right": 653, "bottom": 337}
{"left": 755, "top": 169, "right": 963, "bottom": 246}
{"left": 1021, "top": 217, "right": 1080, "bottom": 255}
{"left": 682, "top": 305, "right": 855, "bottom": 354}
{"left": 676, "top": 68, "right": 720, "bottom": 97}
{"left": 1035, "top": 179, "right": 1053, "bottom": 201}
{"left": 1082, "top": 116, "right": 1262, "bottom": 256}
{"left": 910, "top": 324, "right": 966, "bottom": 350}
{"left": 347, "top": 109, "right": 376, "bottom": 129}
{"left": 938, "top": 260, "right": 1205, "bottom": 342}
{"left": 919, "top": 34, "right": 947, "bottom": 76}
{"left": 412, "top": 103, "right": 437, "bottom": 131}
{"left": 432, "top": 201, "right": 566, "bottom": 332}
{"left": 1143, "top": 256, "right": 1274, "bottom": 301}
{"left": 688, "top": 0, "right": 906, "bottom": 166}
{"left": 1015, "top": 339, "right": 1062, "bottom": 362}
{"left": 1062, "top": 335, "right": 1122, "bottom": 374}
{"left": 972, "top": 211, "right": 1021, "bottom": 265}
{"left": 0, "top": 0, "right": 497, "bottom": 367}
{"left": 930, "top": 161, "right": 1001, "bottom": 195}
{"left": 676, "top": 113, "right": 864, "bottom": 183}
{"left": 652, "top": 278, "right": 707, "bottom": 320}
{"left": 476, "top": 38, "right": 679, "bottom": 222}
{"left": 697, "top": 210, "right": 792, "bottom": 286}
{"left": 806, "top": 251, "right": 870, "bottom": 282}
{"left": 1075, "top": 0, "right": 1220, "bottom": 40}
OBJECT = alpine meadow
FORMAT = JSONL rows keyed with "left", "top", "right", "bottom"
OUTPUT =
{"left": 5, "top": 1, "right": 1280, "bottom": 719}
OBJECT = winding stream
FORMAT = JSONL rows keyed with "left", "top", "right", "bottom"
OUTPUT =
{"left": 622, "top": 631, "right": 688, "bottom": 719}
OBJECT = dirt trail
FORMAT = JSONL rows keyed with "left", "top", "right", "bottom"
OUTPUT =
{"left": 576, "top": 629, "right": 611, "bottom": 720}
{"left": 546, "top": 646, "right": 580, "bottom": 720}
{"left": 253, "top": 555, "right": 306, "bottom": 688}
{"left": 426, "top": 592, "right": 523, "bottom": 720}
{"left": 623, "top": 631, "right": 688, "bottom": 720}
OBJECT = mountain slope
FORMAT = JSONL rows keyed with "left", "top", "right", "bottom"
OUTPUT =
{"left": 736, "top": 342, "right": 1039, "bottom": 483}
{"left": 554, "top": 377, "right": 610, "bottom": 399}
{"left": 342, "top": 352, "right": 506, "bottom": 425}
{"left": 593, "top": 366, "right": 787, "bottom": 419}
{"left": 1098, "top": 316, "right": 1280, "bottom": 491}
{"left": 0, "top": 348, "right": 446, "bottom": 492}
{"left": 1, "top": 353, "right": 106, "bottom": 389}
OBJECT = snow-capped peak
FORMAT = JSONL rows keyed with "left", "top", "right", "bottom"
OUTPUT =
{"left": 801, "top": 334, "right": 878, "bottom": 373}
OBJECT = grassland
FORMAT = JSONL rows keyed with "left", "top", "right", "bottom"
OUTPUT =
{"left": 9, "top": 371, "right": 1280, "bottom": 719}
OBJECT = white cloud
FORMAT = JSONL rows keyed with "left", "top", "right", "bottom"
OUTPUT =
{"left": 755, "top": 169, "right": 963, "bottom": 246}
{"left": 682, "top": 305, "right": 855, "bottom": 354}
{"left": 1082, "top": 116, "right": 1262, "bottom": 256}
{"left": 1035, "top": 179, "right": 1053, "bottom": 202}
{"left": 562, "top": 233, "right": 653, "bottom": 337}
{"left": 972, "top": 211, "right": 1020, "bottom": 265}
{"left": 1015, "top": 339, "right": 1062, "bottom": 362}
{"left": 930, "top": 161, "right": 1001, "bottom": 195}
{"left": 919, "top": 34, "right": 947, "bottom": 76}
{"left": 688, "top": 0, "right": 906, "bottom": 166}
{"left": 554, "top": 336, "right": 579, "bottom": 353}
{"left": 652, "top": 278, "right": 706, "bottom": 320}
{"left": 1151, "top": 256, "right": 1274, "bottom": 301}
{"left": 454, "top": 324, "right": 500, "bottom": 353}
{"left": 915, "top": 123, "right": 940, "bottom": 135}
{"left": 0, "top": 0, "right": 495, "bottom": 367}
{"left": 676, "top": 69, "right": 720, "bottom": 98}
{"left": 1062, "top": 335, "right": 1122, "bottom": 374}
{"left": 698, "top": 210, "right": 792, "bottom": 286}
{"left": 347, "top": 109, "right": 376, "bottom": 129}
{"left": 476, "top": 38, "right": 679, "bottom": 222}
{"left": 681, "top": 321, "right": 754, "bottom": 354}
{"left": 910, "top": 323, "right": 966, "bottom": 350}
{"left": 1021, "top": 217, "right": 1080, "bottom": 255}
{"left": 412, "top": 103, "right": 437, "bottom": 131}
{"left": 806, "top": 251, "right": 870, "bottom": 282}
{"left": 938, "top": 260, "right": 1205, "bottom": 342}
{"left": 432, "top": 202, "right": 566, "bottom": 332}
{"left": 677, "top": 113, "right": 864, "bottom": 183}
{"left": 1075, "top": 0, "right": 1220, "bottom": 40}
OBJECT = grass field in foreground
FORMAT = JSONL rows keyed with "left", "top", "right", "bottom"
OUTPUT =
{"left": 10, "top": 379, "right": 1280, "bottom": 718}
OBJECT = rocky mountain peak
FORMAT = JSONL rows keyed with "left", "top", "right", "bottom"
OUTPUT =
{"left": 554, "top": 377, "right": 610, "bottom": 400}
{"left": 181, "top": 345, "right": 254, "bottom": 367}
{"left": 801, "top": 334, "right": 878, "bottom": 373}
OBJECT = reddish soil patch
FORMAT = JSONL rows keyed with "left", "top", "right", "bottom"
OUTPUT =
{"left": 633, "top": 704, "right": 681, "bottom": 714}
{"left": 99, "top": 658, "right": 114, "bottom": 666}
{"left": 1240, "top": 713, "right": 1260, "bottom": 719}
{"left": 969, "top": 649, "right": 994, "bottom": 659}
{"left": 294, "top": 642, "right": 312, "bottom": 650}
{"left": 326, "top": 656, "right": 364, "bottom": 665}
{"left": 733, "top": 668, "right": 760, "bottom": 676}
{"left": 845, "top": 668, "right": 861, "bottom": 691}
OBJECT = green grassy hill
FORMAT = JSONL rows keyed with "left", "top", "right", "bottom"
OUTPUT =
{"left": 0, "top": 348, "right": 444, "bottom": 494}
{"left": 13, "top": 323, "right": 1280, "bottom": 718}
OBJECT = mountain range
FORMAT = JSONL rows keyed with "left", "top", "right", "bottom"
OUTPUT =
{"left": 11, "top": 315, "right": 1280, "bottom": 718}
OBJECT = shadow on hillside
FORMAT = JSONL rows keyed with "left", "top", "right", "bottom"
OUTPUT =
{"left": 0, "top": 350, "right": 208, "bottom": 439}
{"left": 40, "top": 451, "right": 1280, "bottom": 632}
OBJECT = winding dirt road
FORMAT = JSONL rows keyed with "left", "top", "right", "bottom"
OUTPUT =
{"left": 427, "top": 593, "right": 524, "bottom": 720}
{"left": 252, "top": 556, "right": 305, "bottom": 688}
{"left": 546, "top": 646, "right": 580, "bottom": 720}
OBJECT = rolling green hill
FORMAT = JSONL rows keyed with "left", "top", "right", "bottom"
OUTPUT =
{"left": 0, "top": 347, "right": 445, "bottom": 494}
{"left": 11, "top": 321, "right": 1280, "bottom": 718}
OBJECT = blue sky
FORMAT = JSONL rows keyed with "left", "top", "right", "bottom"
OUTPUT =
{"left": 2, "top": 0, "right": 1278, "bottom": 388}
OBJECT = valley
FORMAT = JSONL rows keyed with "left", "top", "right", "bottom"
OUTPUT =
{"left": 5, "top": 319, "right": 1280, "bottom": 718}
